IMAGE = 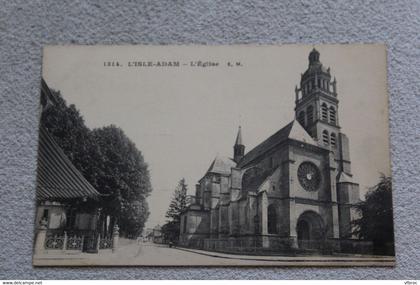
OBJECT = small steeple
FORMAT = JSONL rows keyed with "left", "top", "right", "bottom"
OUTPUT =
{"left": 235, "top": 126, "right": 243, "bottom": 145}
{"left": 233, "top": 126, "right": 245, "bottom": 162}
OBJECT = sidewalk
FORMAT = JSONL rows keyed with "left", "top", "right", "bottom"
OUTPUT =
{"left": 174, "top": 246, "right": 395, "bottom": 264}
{"left": 33, "top": 240, "right": 395, "bottom": 266}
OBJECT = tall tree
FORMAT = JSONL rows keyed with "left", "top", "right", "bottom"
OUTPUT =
{"left": 162, "top": 178, "right": 188, "bottom": 242}
{"left": 91, "top": 126, "right": 152, "bottom": 237}
{"left": 352, "top": 175, "right": 395, "bottom": 255}
{"left": 41, "top": 90, "right": 152, "bottom": 238}
{"left": 41, "top": 90, "right": 93, "bottom": 175}
{"left": 165, "top": 178, "right": 188, "bottom": 223}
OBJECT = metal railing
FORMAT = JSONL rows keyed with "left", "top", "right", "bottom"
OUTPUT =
{"left": 44, "top": 229, "right": 114, "bottom": 252}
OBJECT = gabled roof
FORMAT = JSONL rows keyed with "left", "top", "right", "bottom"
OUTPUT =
{"left": 289, "top": 120, "right": 318, "bottom": 146}
{"left": 238, "top": 120, "right": 317, "bottom": 168}
{"left": 206, "top": 155, "right": 237, "bottom": 176}
{"left": 36, "top": 127, "right": 100, "bottom": 201}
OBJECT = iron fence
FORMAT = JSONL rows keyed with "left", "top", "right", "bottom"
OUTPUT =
{"left": 44, "top": 229, "right": 114, "bottom": 252}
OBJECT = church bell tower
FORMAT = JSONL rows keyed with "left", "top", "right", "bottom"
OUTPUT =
{"left": 294, "top": 48, "right": 340, "bottom": 149}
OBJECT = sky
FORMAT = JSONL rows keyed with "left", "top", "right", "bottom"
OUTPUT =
{"left": 42, "top": 44, "right": 391, "bottom": 229}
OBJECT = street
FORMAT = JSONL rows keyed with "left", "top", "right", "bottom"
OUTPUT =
{"left": 33, "top": 239, "right": 395, "bottom": 266}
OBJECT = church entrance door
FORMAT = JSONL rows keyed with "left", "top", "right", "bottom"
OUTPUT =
{"left": 296, "top": 211, "right": 324, "bottom": 250}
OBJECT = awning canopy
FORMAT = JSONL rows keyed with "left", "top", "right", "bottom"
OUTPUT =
{"left": 36, "top": 126, "right": 100, "bottom": 201}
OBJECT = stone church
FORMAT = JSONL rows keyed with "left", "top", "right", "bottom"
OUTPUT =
{"left": 179, "top": 49, "right": 361, "bottom": 253}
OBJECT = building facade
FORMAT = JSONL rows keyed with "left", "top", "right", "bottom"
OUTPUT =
{"left": 179, "top": 49, "right": 362, "bottom": 254}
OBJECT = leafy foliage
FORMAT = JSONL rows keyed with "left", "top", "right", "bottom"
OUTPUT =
{"left": 161, "top": 178, "right": 188, "bottom": 242}
{"left": 90, "top": 126, "right": 152, "bottom": 237}
{"left": 161, "top": 221, "right": 180, "bottom": 243}
{"left": 120, "top": 200, "right": 150, "bottom": 238}
{"left": 41, "top": 90, "right": 152, "bottom": 237}
{"left": 41, "top": 90, "right": 93, "bottom": 175}
{"left": 352, "top": 175, "right": 395, "bottom": 255}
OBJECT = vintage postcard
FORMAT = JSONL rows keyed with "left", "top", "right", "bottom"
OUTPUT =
{"left": 33, "top": 44, "right": 395, "bottom": 266}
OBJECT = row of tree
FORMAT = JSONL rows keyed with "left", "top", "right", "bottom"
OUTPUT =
{"left": 41, "top": 90, "right": 152, "bottom": 238}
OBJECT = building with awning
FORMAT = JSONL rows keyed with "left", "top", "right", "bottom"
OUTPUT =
{"left": 35, "top": 126, "right": 101, "bottom": 231}
{"left": 34, "top": 79, "right": 116, "bottom": 255}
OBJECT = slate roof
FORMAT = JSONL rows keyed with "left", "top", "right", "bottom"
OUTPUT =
{"left": 241, "top": 167, "right": 278, "bottom": 193}
{"left": 36, "top": 127, "right": 100, "bottom": 201}
{"left": 206, "top": 155, "right": 237, "bottom": 175}
{"left": 237, "top": 120, "right": 317, "bottom": 168}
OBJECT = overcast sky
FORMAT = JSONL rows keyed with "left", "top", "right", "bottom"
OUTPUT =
{"left": 42, "top": 44, "right": 391, "bottom": 229}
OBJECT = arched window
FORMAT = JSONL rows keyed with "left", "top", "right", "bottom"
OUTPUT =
{"left": 268, "top": 204, "right": 278, "bottom": 234}
{"left": 322, "top": 130, "right": 329, "bottom": 145}
{"left": 321, "top": 103, "right": 328, "bottom": 121}
{"left": 317, "top": 79, "right": 321, "bottom": 88}
{"left": 329, "top": 107, "right": 336, "bottom": 124}
{"left": 306, "top": 105, "right": 314, "bottom": 124}
{"left": 298, "top": 111, "right": 305, "bottom": 127}
{"left": 330, "top": 133, "right": 336, "bottom": 147}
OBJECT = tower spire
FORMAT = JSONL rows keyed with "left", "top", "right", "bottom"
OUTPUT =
{"left": 233, "top": 126, "right": 245, "bottom": 162}
{"left": 235, "top": 126, "right": 243, "bottom": 145}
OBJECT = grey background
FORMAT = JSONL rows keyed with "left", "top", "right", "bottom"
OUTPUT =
{"left": 0, "top": 0, "right": 419, "bottom": 279}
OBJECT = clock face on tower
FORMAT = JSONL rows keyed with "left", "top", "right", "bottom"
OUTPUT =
{"left": 297, "top": 162, "right": 321, "bottom": 191}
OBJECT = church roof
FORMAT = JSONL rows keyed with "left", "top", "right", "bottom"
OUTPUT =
{"left": 36, "top": 127, "right": 101, "bottom": 201}
{"left": 206, "top": 155, "right": 237, "bottom": 175}
{"left": 242, "top": 167, "right": 278, "bottom": 194}
{"left": 238, "top": 120, "right": 317, "bottom": 168}
{"left": 289, "top": 120, "right": 318, "bottom": 145}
